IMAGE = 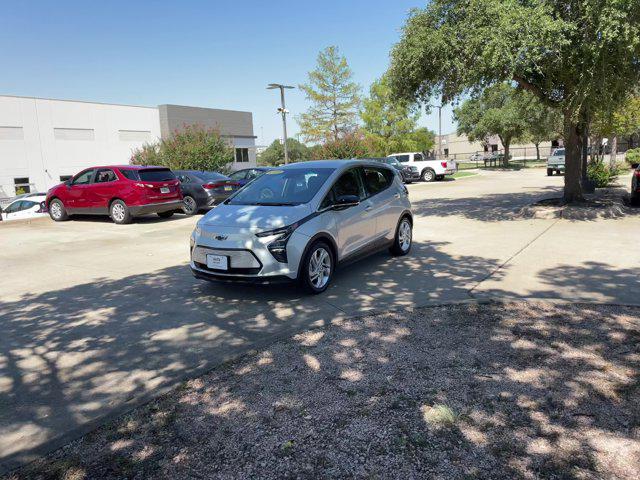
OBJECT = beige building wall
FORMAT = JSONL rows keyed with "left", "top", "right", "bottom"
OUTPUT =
{"left": 435, "top": 132, "right": 562, "bottom": 160}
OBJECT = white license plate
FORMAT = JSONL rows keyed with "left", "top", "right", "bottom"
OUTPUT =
{"left": 224, "top": 186, "right": 232, "bottom": 191}
{"left": 160, "top": 187, "right": 170, "bottom": 194}
{"left": 206, "top": 254, "right": 228, "bottom": 270}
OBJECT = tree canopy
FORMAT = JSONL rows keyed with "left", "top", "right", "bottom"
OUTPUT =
{"left": 131, "top": 125, "right": 234, "bottom": 173}
{"left": 258, "top": 138, "right": 310, "bottom": 166}
{"left": 388, "top": 0, "right": 640, "bottom": 201}
{"left": 298, "top": 46, "right": 361, "bottom": 143}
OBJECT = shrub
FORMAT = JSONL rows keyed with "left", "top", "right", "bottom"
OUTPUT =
{"left": 131, "top": 125, "right": 234, "bottom": 173}
{"left": 318, "top": 131, "right": 370, "bottom": 159}
{"left": 625, "top": 148, "right": 640, "bottom": 167}
{"left": 587, "top": 159, "right": 623, "bottom": 188}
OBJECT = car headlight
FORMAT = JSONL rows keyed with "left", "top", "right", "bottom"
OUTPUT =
{"left": 255, "top": 223, "right": 299, "bottom": 263}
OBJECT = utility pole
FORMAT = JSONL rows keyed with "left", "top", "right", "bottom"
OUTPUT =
{"left": 428, "top": 103, "right": 443, "bottom": 159}
{"left": 267, "top": 83, "right": 295, "bottom": 164}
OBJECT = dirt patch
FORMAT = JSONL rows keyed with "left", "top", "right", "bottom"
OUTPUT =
{"left": 5, "top": 302, "right": 639, "bottom": 479}
{"left": 520, "top": 188, "right": 634, "bottom": 220}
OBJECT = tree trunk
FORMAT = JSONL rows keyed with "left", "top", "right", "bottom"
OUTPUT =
{"left": 535, "top": 142, "right": 540, "bottom": 161}
{"left": 609, "top": 136, "right": 618, "bottom": 167}
{"left": 563, "top": 111, "right": 585, "bottom": 202}
{"left": 503, "top": 141, "right": 510, "bottom": 167}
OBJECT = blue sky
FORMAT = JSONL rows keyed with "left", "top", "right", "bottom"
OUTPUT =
{"left": 0, "top": 0, "right": 456, "bottom": 145}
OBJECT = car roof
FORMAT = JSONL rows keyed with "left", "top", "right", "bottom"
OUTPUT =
{"left": 279, "top": 159, "right": 390, "bottom": 170}
{"left": 81, "top": 165, "right": 169, "bottom": 171}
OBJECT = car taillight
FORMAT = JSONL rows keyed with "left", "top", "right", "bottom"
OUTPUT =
{"left": 635, "top": 170, "right": 640, "bottom": 178}
{"left": 441, "top": 162, "right": 448, "bottom": 168}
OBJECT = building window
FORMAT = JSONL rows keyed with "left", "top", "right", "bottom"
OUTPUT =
{"left": 14, "top": 177, "right": 30, "bottom": 195}
{"left": 0, "top": 126, "right": 24, "bottom": 140}
{"left": 235, "top": 147, "right": 249, "bottom": 163}
{"left": 60, "top": 175, "right": 73, "bottom": 182}
{"left": 118, "top": 130, "right": 151, "bottom": 141}
{"left": 54, "top": 128, "right": 95, "bottom": 141}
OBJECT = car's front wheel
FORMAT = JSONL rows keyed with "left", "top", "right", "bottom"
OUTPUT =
{"left": 390, "top": 216, "right": 412, "bottom": 256}
{"left": 110, "top": 200, "right": 132, "bottom": 225}
{"left": 300, "top": 240, "right": 333, "bottom": 294}
{"left": 49, "top": 199, "right": 69, "bottom": 222}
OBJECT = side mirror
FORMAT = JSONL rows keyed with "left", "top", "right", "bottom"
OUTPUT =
{"left": 632, "top": 163, "right": 639, "bottom": 169}
{"left": 333, "top": 194, "right": 360, "bottom": 209}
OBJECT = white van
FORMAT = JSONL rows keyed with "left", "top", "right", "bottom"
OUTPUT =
{"left": 389, "top": 152, "right": 458, "bottom": 182}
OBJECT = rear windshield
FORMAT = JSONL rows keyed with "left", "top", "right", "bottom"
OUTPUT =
{"left": 554, "top": 149, "right": 565, "bottom": 156}
{"left": 194, "top": 171, "right": 227, "bottom": 182}
{"left": 138, "top": 168, "right": 176, "bottom": 182}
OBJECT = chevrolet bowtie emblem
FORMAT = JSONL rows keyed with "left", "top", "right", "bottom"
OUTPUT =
{"left": 214, "top": 234, "right": 228, "bottom": 241}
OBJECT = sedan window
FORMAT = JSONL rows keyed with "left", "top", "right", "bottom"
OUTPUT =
{"left": 228, "top": 170, "right": 247, "bottom": 181}
{"left": 95, "top": 169, "right": 117, "bottom": 183}
{"left": 362, "top": 167, "right": 392, "bottom": 196}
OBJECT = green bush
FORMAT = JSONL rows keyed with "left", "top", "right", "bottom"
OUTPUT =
{"left": 587, "top": 160, "right": 623, "bottom": 188}
{"left": 625, "top": 148, "right": 640, "bottom": 167}
{"left": 131, "top": 125, "right": 234, "bottom": 173}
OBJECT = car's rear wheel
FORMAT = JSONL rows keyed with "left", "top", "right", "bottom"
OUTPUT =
{"left": 547, "top": 168, "right": 553, "bottom": 176}
{"left": 390, "top": 216, "right": 412, "bottom": 256}
{"left": 49, "top": 199, "right": 69, "bottom": 222}
{"left": 110, "top": 200, "right": 132, "bottom": 225}
{"left": 182, "top": 195, "right": 198, "bottom": 215}
{"left": 157, "top": 211, "right": 174, "bottom": 219}
{"left": 300, "top": 240, "right": 333, "bottom": 294}
{"left": 421, "top": 169, "right": 436, "bottom": 182}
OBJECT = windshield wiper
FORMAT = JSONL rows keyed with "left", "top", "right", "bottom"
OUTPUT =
{"left": 254, "top": 202, "right": 298, "bottom": 206}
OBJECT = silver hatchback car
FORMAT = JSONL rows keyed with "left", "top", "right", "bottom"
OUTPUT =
{"left": 190, "top": 160, "right": 413, "bottom": 293}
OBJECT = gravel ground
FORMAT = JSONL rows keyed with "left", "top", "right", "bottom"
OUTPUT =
{"left": 5, "top": 301, "right": 640, "bottom": 480}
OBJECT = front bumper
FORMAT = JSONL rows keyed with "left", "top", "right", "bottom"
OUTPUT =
{"left": 190, "top": 227, "right": 307, "bottom": 281}
{"left": 129, "top": 199, "right": 184, "bottom": 216}
{"left": 402, "top": 171, "right": 420, "bottom": 182}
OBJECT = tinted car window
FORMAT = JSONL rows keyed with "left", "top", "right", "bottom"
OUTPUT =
{"left": 4, "top": 201, "right": 24, "bottom": 213}
{"left": 120, "top": 169, "right": 140, "bottom": 181}
{"left": 95, "top": 169, "right": 117, "bottom": 183}
{"left": 362, "top": 167, "right": 392, "bottom": 196}
{"left": 395, "top": 155, "right": 410, "bottom": 163}
{"left": 72, "top": 169, "right": 95, "bottom": 185}
{"left": 332, "top": 169, "right": 365, "bottom": 200}
{"left": 138, "top": 168, "right": 176, "bottom": 182}
{"left": 228, "top": 168, "right": 334, "bottom": 206}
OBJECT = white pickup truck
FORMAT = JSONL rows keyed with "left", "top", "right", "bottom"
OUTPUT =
{"left": 389, "top": 152, "right": 458, "bottom": 182}
{"left": 547, "top": 148, "right": 565, "bottom": 176}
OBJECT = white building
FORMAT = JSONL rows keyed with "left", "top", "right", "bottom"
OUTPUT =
{"left": 0, "top": 95, "right": 257, "bottom": 198}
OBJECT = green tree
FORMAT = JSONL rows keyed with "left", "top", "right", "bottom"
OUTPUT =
{"left": 388, "top": 0, "right": 640, "bottom": 202}
{"left": 409, "top": 127, "right": 436, "bottom": 153}
{"left": 298, "top": 46, "right": 361, "bottom": 142}
{"left": 592, "top": 94, "right": 640, "bottom": 164}
{"left": 361, "top": 76, "right": 419, "bottom": 143}
{"left": 131, "top": 125, "right": 234, "bottom": 172}
{"left": 454, "top": 83, "right": 528, "bottom": 166}
{"left": 258, "top": 138, "right": 310, "bottom": 166}
{"left": 520, "top": 96, "right": 563, "bottom": 160}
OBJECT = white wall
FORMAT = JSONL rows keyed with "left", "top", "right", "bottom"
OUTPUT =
{"left": 0, "top": 96, "right": 161, "bottom": 196}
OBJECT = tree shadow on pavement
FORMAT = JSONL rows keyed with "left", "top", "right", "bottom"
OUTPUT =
{"left": 11, "top": 302, "right": 639, "bottom": 479}
{"left": 0, "top": 240, "right": 506, "bottom": 472}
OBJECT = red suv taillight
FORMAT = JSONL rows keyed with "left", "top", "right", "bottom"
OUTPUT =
{"left": 441, "top": 162, "right": 448, "bottom": 169}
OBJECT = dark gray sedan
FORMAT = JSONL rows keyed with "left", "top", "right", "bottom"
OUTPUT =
{"left": 174, "top": 170, "right": 242, "bottom": 215}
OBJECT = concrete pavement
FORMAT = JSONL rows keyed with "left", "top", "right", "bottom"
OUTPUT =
{"left": 1, "top": 168, "right": 638, "bottom": 472}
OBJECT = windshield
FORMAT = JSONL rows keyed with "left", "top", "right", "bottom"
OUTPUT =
{"left": 228, "top": 167, "right": 334, "bottom": 206}
{"left": 385, "top": 157, "right": 401, "bottom": 167}
{"left": 138, "top": 168, "right": 176, "bottom": 182}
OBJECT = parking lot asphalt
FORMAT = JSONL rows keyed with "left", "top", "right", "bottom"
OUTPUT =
{"left": 1, "top": 168, "right": 639, "bottom": 472}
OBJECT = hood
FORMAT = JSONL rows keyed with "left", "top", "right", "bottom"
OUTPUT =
{"left": 201, "top": 203, "right": 312, "bottom": 231}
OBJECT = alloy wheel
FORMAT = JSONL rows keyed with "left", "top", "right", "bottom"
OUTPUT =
{"left": 111, "top": 203, "right": 126, "bottom": 222}
{"left": 399, "top": 219, "right": 412, "bottom": 251}
{"left": 183, "top": 196, "right": 197, "bottom": 214}
{"left": 50, "top": 201, "right": 62, "bottom": 219}
{"left": 309, "top": 247, "right": 331, "bottom": 289}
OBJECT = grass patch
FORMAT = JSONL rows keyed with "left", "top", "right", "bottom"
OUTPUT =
{"left": 421, "top": 404, "right": 457, "bottom": 428}
{"left": 451, "top": 171, "right": 477, "bottom": 179}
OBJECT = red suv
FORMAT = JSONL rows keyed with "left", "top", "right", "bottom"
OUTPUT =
{"left": 46, "top": 165, "right": 183, "bottom": 224}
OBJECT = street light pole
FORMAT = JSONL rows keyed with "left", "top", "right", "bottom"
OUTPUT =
{"left": 267, "top": 83, "right": 295, "bottom": 164}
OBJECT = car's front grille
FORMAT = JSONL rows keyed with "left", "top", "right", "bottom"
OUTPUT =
{"left": 192, "top": 245, "right": 262, "bottom": 275}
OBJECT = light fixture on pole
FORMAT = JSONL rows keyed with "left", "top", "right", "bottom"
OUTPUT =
{"left": 267, "top": 83, "right": 295, "bottom": 164}
{"left": 428, "top": 103, "right": 443, "bottom": 159}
